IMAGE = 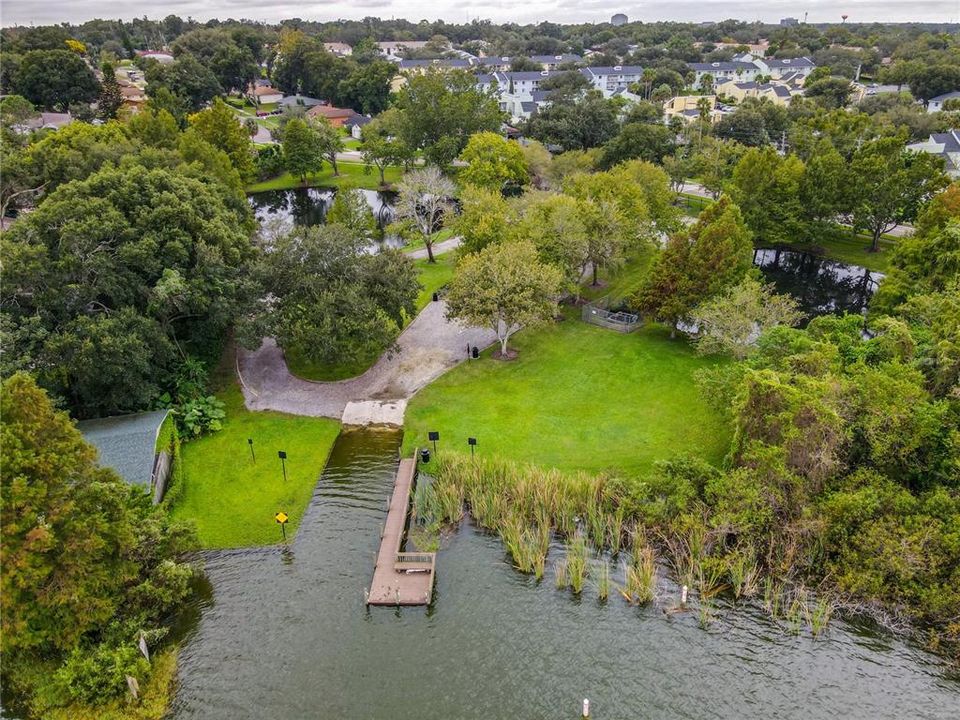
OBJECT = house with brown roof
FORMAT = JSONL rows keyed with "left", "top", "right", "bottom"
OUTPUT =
{"left": 248, "top": 84, "right": 284, "bottom": 106}
{"left": 307, "top": 105, "right": 360, "bottom": 128}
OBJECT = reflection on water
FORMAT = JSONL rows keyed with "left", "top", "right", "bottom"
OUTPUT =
{"left": 249, "top": 187, "right": 397, "bottom": 234}
{"left": 754, "top": 247, "right": 883, "bottom": 322}
{"left": 171, "top": 429, "right": 957, "bottom": 720}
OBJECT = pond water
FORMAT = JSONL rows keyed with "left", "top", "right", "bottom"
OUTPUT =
{"left": 249, "top": 187, "right": 397, "bottom": 234}
{"left": 170, "top": 429, "right": 958, "bottom": 720}
{"left": 754, "top": 247, "right": 883, "bottom": 321}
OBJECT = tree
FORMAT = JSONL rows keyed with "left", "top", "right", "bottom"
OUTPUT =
{"left": 188, "top": 98, "right": 254, "bottom": 180}
{"left": 96, "top": 61, "right": 123, "bottom": 120}
{"left": 451, "top": 185, "right": 512, "bottom": 255}
{"left": 908, "top": 64, "right": 960, "bottom": 104}
{"left": 516, "top": 192, "right": 590, "bottom": 296}
{"left": 613, "top": 160, "right": 681, "bottom": 235}
{"left": 326, "top": 186, "right": 376, "bottom": 239}
{"left": 691, "top": 138, "right": 745, "bottom": 198}
{"left": 636, "top": 196, "right": 754, "bottom": 335}
{"left": 691, "top": 277, "right": 804, "bottom": 359}
{"left": 392, "top": 167, "right": 456, "bottom": 262}
{"left": 850, "top": 136, "right": 949, "bottom": 251}
{"left": 21, "top": 120, "right": 137, "bottom": 192}
{"left": 799, "top": 140, "right": 851, "bottom": 227}
{"left": 360, "top": 108, "right": 414, "bottom": 185}
{"left": 0, "top": 94, "right": 39, "bottom": 128}
{"left": 563, "top": 170, "right": 652, "bottom": 285}
{"left": 310, "top": 117, "right": 345, "bottom": 176}
{"left": 239, "top": 225, "right": 417, "bottom": 369}
{"left": 282, "top": 118, "right": 323, "bottom": 183}
{"left": 337, "top": 60, "right": 395, "bottom": 115}
{"left": 804, "top": 77, "right": 853, "bottom": 109}
{"left": 523, "top": 93, "right": 618, "bottom": 151}
{"left": 600, "top": 122, "right": 675, "bottom": 167}
{"left": 520, "top": 139, "right": 553, "bottom": 189}
{"left": 728, "top": 146, "right": 805, "bottom": 243}
{"left": 1, "top": 373, "right": 196, "bottom": 713}
{"left": 12, "top": 49, "right": 99, "bottom": 110}
{"left": 458, "top": 131, "right": 529, "bottom": 192}
{"left": 146, "top": 54, "right": 221, "bottom": 111}
{"left": 393, "top": 69, "right": 502, "bottom": 167}
{"left": 445, "top": 240, "right": 563, "bottom": 358}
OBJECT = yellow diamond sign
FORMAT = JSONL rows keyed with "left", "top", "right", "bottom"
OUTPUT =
{"left": 275, "top": 512, "right": 288, "bottom": 524}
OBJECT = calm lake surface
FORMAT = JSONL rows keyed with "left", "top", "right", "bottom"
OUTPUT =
{"left": 754, "top": 247, "right": 882, "bottom": 321}
{"left": 170, "top": 429, "right": 958, "bottom": 720}
{"left": 249, "top": 187, "right": 396, "bottom": 232}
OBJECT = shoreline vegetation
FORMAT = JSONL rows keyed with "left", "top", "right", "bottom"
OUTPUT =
{"left": 247, "top": 161, "right": 403, "bottom": 193}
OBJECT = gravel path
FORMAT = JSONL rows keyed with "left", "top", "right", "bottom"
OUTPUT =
{"left": 406, "top": 235, "right": 462, "bottom": 259}
{"left": 237, "top": 299, "right": 496, "bottom": 421}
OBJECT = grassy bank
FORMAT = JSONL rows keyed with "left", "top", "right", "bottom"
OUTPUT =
{"left": 247, "top": 162, "right": 402, "bottom": 193}
{"left": 403, "top": 312, "right": 729, "bottom": 475}
{"left": 171, "top": 383, "right": 340, "bottom": 548}
{"left": 414, "top": 251, "right": 457, "bottom": 311}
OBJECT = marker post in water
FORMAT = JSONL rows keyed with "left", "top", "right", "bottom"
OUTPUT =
{"left": 275, "top": 511, "right": 289, "bottom": 541}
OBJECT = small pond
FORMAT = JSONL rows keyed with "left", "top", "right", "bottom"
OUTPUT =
{"left": 169, "top": 429, "right": 959, "bottom": 720}
{"left": 249, "top": 187, "right": 397, "bottom": 235}
{"left": 754, "top": 247, "right": 883, "bottom": 321}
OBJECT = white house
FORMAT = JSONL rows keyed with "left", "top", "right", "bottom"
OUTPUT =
{"left": 907, "top": 130, "right": 960, "bottom": 178}
{"left": 928, "top": 91, "right": 960, "bottom": 113}
{"left": 688, "top": 61, "right": 761, "bottom": 87}
{"left": 476, "top": 54, "right": 581, "bottom": 72}
{"left": 580, "top": 66, "right": 644, "bottom": 94}
{"left": 688, "top": 55, "right": 816, "bottom": 88}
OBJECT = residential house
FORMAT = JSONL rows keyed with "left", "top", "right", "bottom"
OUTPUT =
{"left": 688, "top": 61, "right": 761, "bottom": 87}
{"left": 714, "top": 78, "right": 795, "bottom": 106}
{"left": 249, "top": 84, "right": 284, "bottom": 106}
{"left": 77, "top": 410, "right": 173, "bottom": 504}
{"left": 378, "top": 40, "right": 431, "bottom": 59}
{"left": 119, "top": 84, "right": 147, "bottom": 112}
{"left": 307, "top": 105, "right": 360, "bottom": 128}
{"left": 927, "top": 91, "right": 960, "bottom": 113}
{"left": 279, "top": 94, "right": 324, "bottom": 109}
{"left": 907, "top": 130, "right": 960, "bottom": 178}
{"left": 324, "top": 42, "right": 352, "bottom": 56}
{"left": 477, "top": 54, "right": 581, "bottom": 71}
{"left": 737, "top": 53, "right": 817, "bottom": 80}
{"left": 663, "top": 95, "right": 723, "bottom": 124}
{"left": 688, "top": 55, "right": 816, "bottom": 88}
{"left": 344, "top": 114, "right": 372, "bottom": 140}
{"left": 581, "top": 65, "right": 644, "bottom": 94}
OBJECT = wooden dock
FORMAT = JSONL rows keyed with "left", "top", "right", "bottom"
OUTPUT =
{"left": 367, "top": 455, "right": 436, "bottom": 606}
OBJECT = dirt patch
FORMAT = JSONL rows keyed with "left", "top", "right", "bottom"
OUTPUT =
{"left": 491, "top": 348, "right": 519, "bottom": 361}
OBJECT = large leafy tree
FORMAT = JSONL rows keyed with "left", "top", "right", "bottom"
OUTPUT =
{"left": 458, "top": 131, "right": 529, "bottom": 192}
{"left": 188, "top": 98, "right": 255, "bottom": 180}
{"left": 451, "top": 185, "right": 513, "bottom": 256}
{"left": 239, "top": 225, "right": 417, "bottom": 368}
{"left": 337, "top": 61, "right": 395, "bottom": 115}
{"left": 1, "top": 373, "right": 197, "bottom": 713}
{"left": 445, "top": 239, "right": 563, "bottom": 358}
{"left": 850, "top": 136, "right": 949, "bottom": 251}
{"left": 281, "top": 117, "right": 323, "bottom": 183}
{"left": 12, "top": 49, "right": 99, "bottom": 110}
{"left": 2, "top": 163, "right": 254, "bottom": 416}
{"left": 600, "top": 122, "right": 675, "bottom": 168}
{"left": 311, "top": 117, "right": 345, "bottom": 176}
{"left": 393, "top": 69, "right": 503, "bottom": 167}
{"left": 515, "top": 192, "right": 590, "bottom": 297}
{"left": 728, "top": 146, "right": 805, "bottom": 243}
{"left": 146, "top": 54, "right": 222, "bottom": 112}
{"left": 636, "top": 196, "right": 754, "bottom": 335}
{"left": 523, "top": 93, "right": 618, "bottom": 152}
{"left": 360, "top": 108, "right": 415, "bottom": 185}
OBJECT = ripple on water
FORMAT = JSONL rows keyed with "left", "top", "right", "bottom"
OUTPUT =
{"left": 171, "top": 429, "right": 959, "bottom": 720}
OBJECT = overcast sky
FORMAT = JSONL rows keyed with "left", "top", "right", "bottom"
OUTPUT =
{"left": 1, "top": 1, "right": 957, "bottom": 28}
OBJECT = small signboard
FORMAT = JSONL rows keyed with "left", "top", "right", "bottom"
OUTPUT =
{"left": 275, "top": 511, "right": 289, "bottom": 524}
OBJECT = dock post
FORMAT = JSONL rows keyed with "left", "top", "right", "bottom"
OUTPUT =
{"left": 681, "top": 585, "right": 688, "bottom": 605}
{"left": 582, "top": 698, "right": 590, "bottom": 717}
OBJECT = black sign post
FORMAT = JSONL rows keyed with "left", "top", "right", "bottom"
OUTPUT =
{"left": 278, "top": 450, "right": 288, "bottom": 482}
{"left": 248, "top": 438, "right": 255, "bottom": 463}
{"left": 468, "top": 437, "right": 477, "bottom": 458}
{"left": 427, "top": 431, "right": 439, "bottom": 455}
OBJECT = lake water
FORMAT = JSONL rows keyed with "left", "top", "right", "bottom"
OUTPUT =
{"left": 170, "top": 429, "right": 958, "bottom": 720}
{"left": 249, "top": 188, "right": 396, "bottom": 234}
{"left": 754, "top": 247, "right": 882, "bottom": 321}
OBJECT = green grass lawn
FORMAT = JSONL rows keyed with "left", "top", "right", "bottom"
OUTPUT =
{"left": 171, "top": 384, "right": 341, "bottom": 549}
{"left": 784, "top": 231, "right": 894, "bottom": 273}
{"left": 402, "top": 313, "right": 731, "bottom": 477}
{"left": 581, "top": 250, "right": 654, "bottom": 303}
{"left": 247, "top": 162, "right": 403, "bottom": 192}
{"left": 414, "top": 252, "right": 457, "bottom": 310}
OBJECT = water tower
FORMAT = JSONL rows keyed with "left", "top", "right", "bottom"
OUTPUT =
{"left": 611, "top": 13, "right": 628, "bottom": 26}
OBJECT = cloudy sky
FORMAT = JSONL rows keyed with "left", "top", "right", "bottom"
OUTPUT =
{"left": 1, "top": 0, "right": 957, "bottom": 27}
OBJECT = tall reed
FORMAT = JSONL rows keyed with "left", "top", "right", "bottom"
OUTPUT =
{"left": 566, "top": 533, "right": 589, "bottom": 594}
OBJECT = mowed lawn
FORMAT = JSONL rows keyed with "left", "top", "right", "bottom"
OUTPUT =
{"left": 402, "top": 315, "right": 731, "bottom": 476}
{"left": 246, "top": 162, "right": 403, "bottom": 193}
{"left": 172, "top": 385, "right": 341, "bottom": 548}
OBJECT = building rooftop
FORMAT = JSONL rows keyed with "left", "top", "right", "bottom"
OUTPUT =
{"left": 77, "top": 410, "right": 169, "bottom": 488}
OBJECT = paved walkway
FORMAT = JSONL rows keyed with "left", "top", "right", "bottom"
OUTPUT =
{"left": 406, "top": 235, "right": 462, "bottom": 259}
{"left": 238, "top": 299, "right": 495, "bottom": 423}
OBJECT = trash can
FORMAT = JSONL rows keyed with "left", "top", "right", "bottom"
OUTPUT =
{"left": 420, "top": 448, "right": 431, "bottom": 464}
{"left": 471, "top": 346, "right": 479, "bottom": 359}
{"left": 432, "top": 292, "right": 439, "bottom": 302}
